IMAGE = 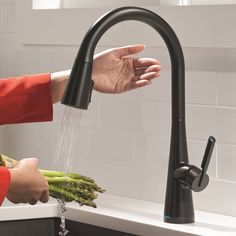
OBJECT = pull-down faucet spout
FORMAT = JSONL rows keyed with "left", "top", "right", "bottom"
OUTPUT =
{"left": 61, "top": 6, "right": 215, "bottom": 224}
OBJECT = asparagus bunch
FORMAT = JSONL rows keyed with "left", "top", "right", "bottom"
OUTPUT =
{"left": 0, "top": 154, "right": 105, "bottom": 208}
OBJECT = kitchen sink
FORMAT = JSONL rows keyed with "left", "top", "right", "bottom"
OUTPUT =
{"left": 0, "top": 217, "right": 137, "bottom": 236}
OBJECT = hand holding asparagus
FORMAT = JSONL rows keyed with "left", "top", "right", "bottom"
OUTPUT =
{"left": 0, "top": 154, "right": 105, "bottom": 207}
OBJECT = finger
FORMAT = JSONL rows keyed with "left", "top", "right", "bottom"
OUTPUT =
{"left": 40, "top": 189, "right": 49, "bottom": 203}
{"left": 17, "top": 157, "right": 39, "bottom": 169}
{"left": 139, "top": 71, "right": 160, "bottom": 81}
{"left": 25, "top": 158, "right": 39, "bottom": 168}
{"left": 135, "top": 64, "right": 161, "bottom": 76}
{"left": 144, "top": 64, "right": 162, "bottom": 73}
{"left": 29, "top": 199, "right": 38, "bottom": 205}
{"left": 133, "top": 58, "right": 161, "bottom": 68}
{"left": 134, "top": 67, "right": 147, "bottom": 77}
{"left": 132, "top": 71, "right": 160, "bottom": 82}
{"left": 127, "top": 80, "right": 152, "bottom": 91}
{"left": 127, "top": 71, "right": 160, "bottom": 90}
{"left": 113, "top": 44, "right": 145, "bottom": 58}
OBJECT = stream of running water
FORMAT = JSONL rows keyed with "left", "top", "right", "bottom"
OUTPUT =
{"left": 58, "top": 199, "right": 69, "bottom": 236}
{"left": 53, "top": 106, "right": 82, "bottom": 236}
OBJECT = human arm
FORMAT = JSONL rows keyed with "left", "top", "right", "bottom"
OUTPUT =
{"left": 50, "top": 44, "right": 161, "bottom": 103}
{"left": 0, "top": 44, "right": 161, "bottom": 123}
{"left": 0, "top": 73, "right": 52, "bottom": 124}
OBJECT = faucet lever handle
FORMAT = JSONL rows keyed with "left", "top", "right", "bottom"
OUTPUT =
{"left": 201, "top": 136, "right": 216, "bottom": 172}
{"left": 198, "top": 136, "right": 216, "bottom": 187}
{"left": 174, "top": 136, "right": 216, "bottom": 192}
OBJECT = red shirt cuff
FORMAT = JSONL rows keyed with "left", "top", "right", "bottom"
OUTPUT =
{"left": 0, "top": 167, "right": 10, "bottom": 205}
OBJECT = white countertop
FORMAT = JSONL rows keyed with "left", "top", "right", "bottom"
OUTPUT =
{"left": 1, "top": 194, "right": 236, "bottom": 236}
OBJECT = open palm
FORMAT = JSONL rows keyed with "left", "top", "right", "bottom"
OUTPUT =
{"left": 92, "top": 44, "right": 161, "bottom": 93}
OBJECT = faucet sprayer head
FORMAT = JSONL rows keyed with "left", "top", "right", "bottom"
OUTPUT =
{"left": 61, "top": 60, "right": 94, "bottom": 109}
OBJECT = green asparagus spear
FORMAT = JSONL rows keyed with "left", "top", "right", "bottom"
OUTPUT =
{"left": 49, "top": 185, "right": 97, "bottom": 208}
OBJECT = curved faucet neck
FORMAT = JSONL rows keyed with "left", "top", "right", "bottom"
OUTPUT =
{"left": 76, "top": 6, "right": 185, "bottom": 120}
{"left": 62, "top": 6, "right": 195, "bottom": 224}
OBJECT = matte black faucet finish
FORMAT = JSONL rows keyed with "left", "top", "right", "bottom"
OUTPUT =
{"left": 62, "top": 7, "right": 216, "bottom": 224}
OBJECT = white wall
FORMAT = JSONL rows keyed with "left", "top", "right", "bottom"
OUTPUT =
{"left": 0, "top": 0, "right": 236, "bottom": 217}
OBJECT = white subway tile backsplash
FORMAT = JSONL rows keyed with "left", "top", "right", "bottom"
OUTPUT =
{"left": 79, "top": 92, "right": 101, "bottom": 129}
{"left": 6, "top": 5, "right": 15, "bottom": 32}
{"left": 8, "top": 61, "right": 38, "bottom": 75}
{"left": 194, "top": 179, "right": 236, "bottom": 217}
{"left": 1, "top": 1, "right": 236, "bottom": 217}
{"left": 33, "top": 122, "right": 61, "bottom": 169}
{"left": 73, "top": 128, "right": 94, "bottom": 160}
{"left": 218, "top": 144, "right": 236, "bottom": 182}
{"left": 0, "top": 0, "right": 15, "bottom": 4}
{"left": 134, "top": 135, "right": 169, "bottom": 172}
{"left": 186, "top": 105, "right": 236, "bottom": 144}
{"left": 0, "top": 33, "right": 16, "bottom": 61}
{"left": 142, "top": 69, "right": 217, "bottom": 106}
{"left": 99, "top": 163, "right": 166, "bottom": 203}
{"left": 72, "top": 157, "right": 100, "bottom": 183}
{"left": 1, "top": 123, "right": 39, "bottom": 151}
{"left": 99, "top": 91, "right": 142, "bottom": 133}
{"left": 0, "top": 6, "right": 7, "bottom": 32}
{"left": 0, "top": 61, "right": 10, "bottom": 77}
{"left": 134, "top": 135, "right": 216, "bottom": 177}
{"left": 214, "top": 107, "right": 236, "bottom": 144}
{"left": 141, "top": 69, "right": 171, "bottom": 102}
{"left": 0, "top": 123, "right": 49, "bottom": 166}
{"left": 90, "top": 129, "right": 135, "bottom": 165}
{"left": 217, "top": 72, "right": 236, "bottom": 107}
{"left": 140, "top": 100, "right": 171, "bottom": 136}
{"left": 186, "top": 70, "right": 217, "bottom": 105}
{"left": 37, "top": 45, "right": 77, "bottom": 72}
{"left": 13, "top": 46, "right": 38, "bottom": 63}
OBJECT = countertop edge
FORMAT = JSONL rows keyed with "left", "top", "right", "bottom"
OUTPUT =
{"left": 1, "top": 194, "right": 236, "bottom": 236}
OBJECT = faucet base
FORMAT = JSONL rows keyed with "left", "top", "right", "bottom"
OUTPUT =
{"left": 164, "top": 215, "right": 194, "bottom": 224}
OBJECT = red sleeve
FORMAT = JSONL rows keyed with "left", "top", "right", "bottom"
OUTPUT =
{"left": 0, "top": 167, "right": 10, "bottom": 206}
{"left": 0, "top": 73, "right": 53, "bottom": 125}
